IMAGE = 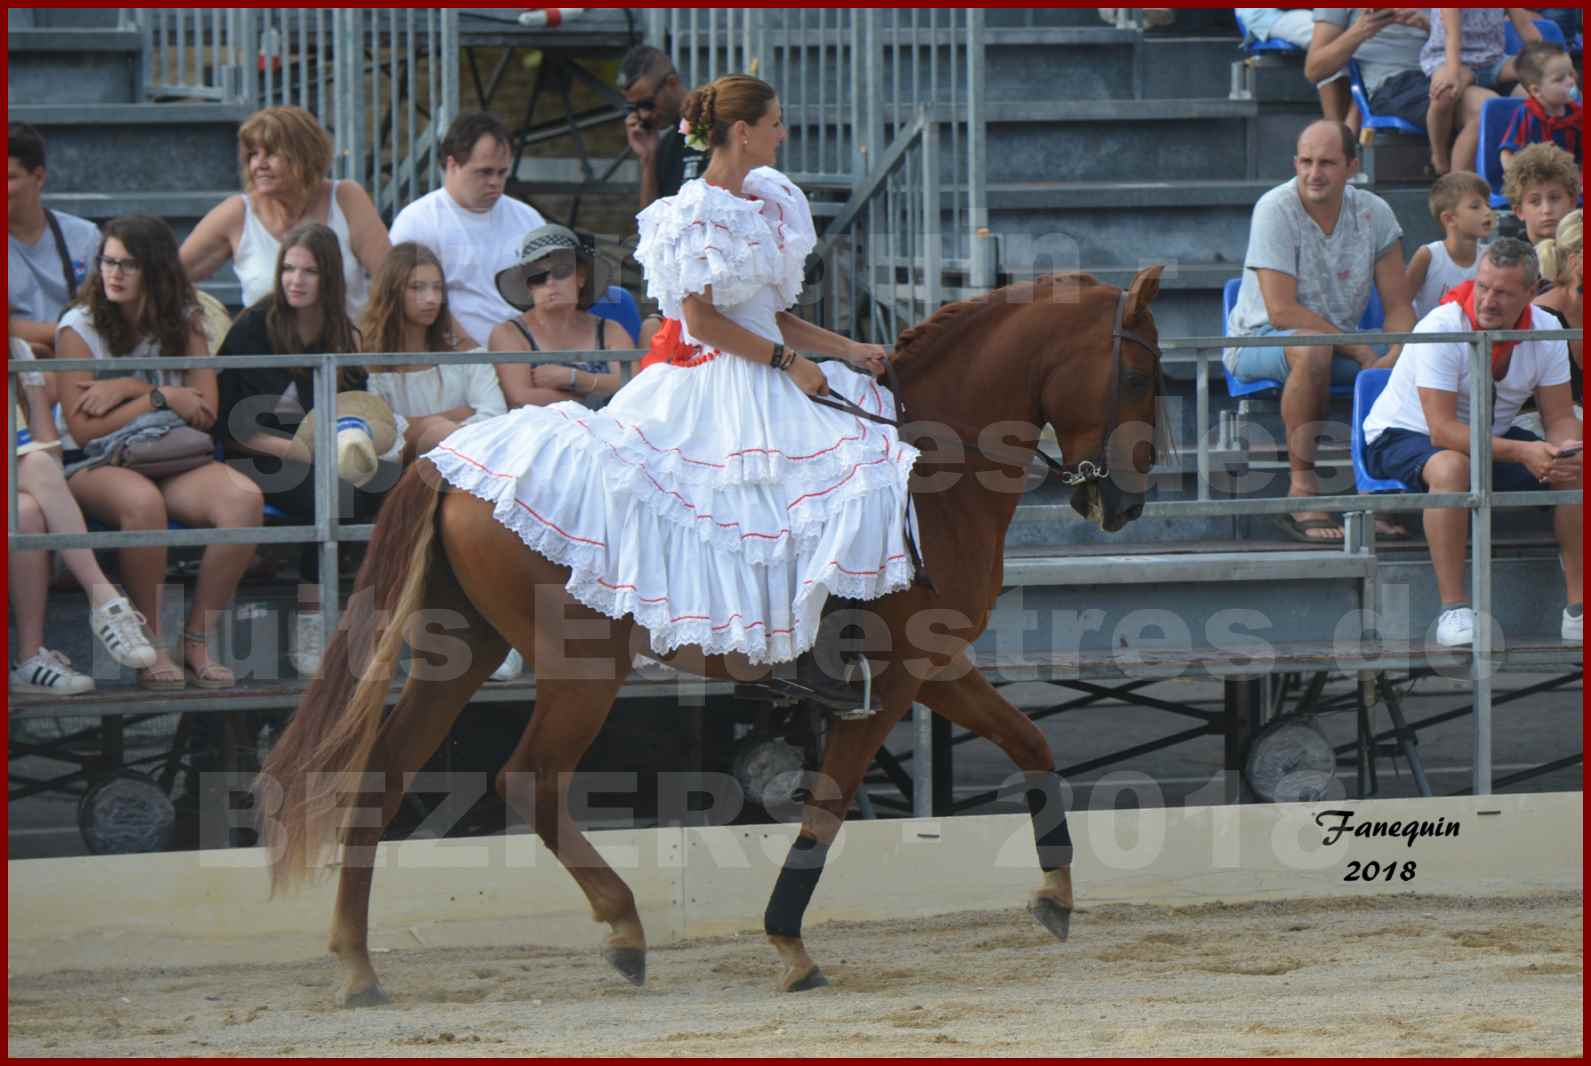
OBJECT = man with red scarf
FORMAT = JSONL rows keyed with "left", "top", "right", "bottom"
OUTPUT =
{"left": 1362, "top": 238, "right": 1582, "bottom": 647}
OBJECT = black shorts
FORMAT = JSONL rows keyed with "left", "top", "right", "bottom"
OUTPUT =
{"left": 1368, "top": 68, "right": 1431, "bottom": 129}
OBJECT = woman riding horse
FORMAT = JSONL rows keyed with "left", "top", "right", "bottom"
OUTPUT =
{"left": 257, "top": 74, "right": 1170, "bottom": 1005}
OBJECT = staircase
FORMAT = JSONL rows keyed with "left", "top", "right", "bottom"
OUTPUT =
{"left": 8, "top": 9, "right": 244, "bottom": 305}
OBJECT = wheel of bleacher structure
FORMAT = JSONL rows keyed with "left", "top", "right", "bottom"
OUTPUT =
{"left": 77, "top": 771, "right": 177, "bottom": 855}
{"left": 1243, "top": 716, "right": 1337, "bottom": 802}
{"left": 195, "top": 289, "right": 235, "bottom": 355}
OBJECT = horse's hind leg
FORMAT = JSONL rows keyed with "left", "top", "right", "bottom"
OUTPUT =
{"left": 327, "top": 575, "right": 509, "bottom": 1008}
{"left": 915, "top": 657, "right": 1073, "bottom": 940}
{"left": 495, "top": 671, "right": 644, "bottom": 984}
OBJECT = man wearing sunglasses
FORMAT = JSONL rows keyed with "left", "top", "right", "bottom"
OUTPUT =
{"left": 619, "top": 45, "right": 703, "bottom": 212}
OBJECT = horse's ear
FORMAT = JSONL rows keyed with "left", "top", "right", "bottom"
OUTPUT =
{"left": 1124, "top": 264, "right": 1164, "bottom": 323}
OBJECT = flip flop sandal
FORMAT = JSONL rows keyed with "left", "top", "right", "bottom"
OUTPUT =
{"left": 137, "top": 659, "right": 186, "bottom": 691}
{"left": 182, "top": 630, "right": 236, "bottom": 690}
{"left": 1274, "top": 514, "right": 1345, "bottom": 544}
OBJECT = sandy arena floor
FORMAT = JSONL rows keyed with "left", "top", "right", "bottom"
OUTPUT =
{"left": 7, "top": 891, "right": 1582, "bottom": 1057}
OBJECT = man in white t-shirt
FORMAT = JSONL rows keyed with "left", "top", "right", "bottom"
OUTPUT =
{"left": 1362, "top": 239, "right": 1582, "bottom": 646}
{"left": 8, "top": 122, "right": 100, "bottom": 355}
{"left": 389, "top": 112, "right": 546, "bottom": 349}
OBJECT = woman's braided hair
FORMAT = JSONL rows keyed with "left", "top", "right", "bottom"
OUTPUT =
{"left": 680, "top": 74, "right": 775, "bottom": 152}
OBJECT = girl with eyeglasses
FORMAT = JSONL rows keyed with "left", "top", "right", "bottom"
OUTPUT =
{"left": 361, "top": 241, "right": 507, "bottom": 463}
{"left": 487, "top": 223, "right": 628, "bottom": 409}
{"left": 54, "top": 214, "right": 265, "bottom": 691}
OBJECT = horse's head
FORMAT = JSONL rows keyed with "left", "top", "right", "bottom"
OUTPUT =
{"left": 1039, "top": 265, "right": 1169, "bottom": 532}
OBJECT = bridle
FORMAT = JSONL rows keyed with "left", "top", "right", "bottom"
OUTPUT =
{"left": 810, "top": 288, "right": 1164, "bottom": 589}
{"left": 814, "top": 288, "right": 1163, "bottom": 485}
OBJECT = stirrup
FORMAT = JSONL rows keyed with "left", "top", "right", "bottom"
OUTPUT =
{"left": 737, "top": 652, "right": 878, "bottom": 720}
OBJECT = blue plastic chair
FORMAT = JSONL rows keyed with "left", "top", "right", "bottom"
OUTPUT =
{"left": 1221, "top": 277, "right": 1374, "bottom": 399}
{"left": 1234, "top": 11, "right": 1305, "bottom": 55}
{"left": 590, "top": 284, "right": 640, "bottom": 346}
{"left": 1475, "top": 96, "right": 1527, "bottom": 209}
{"left": 1504, "top": 17, "right": 1567, "bottom": 55}
{"left": 1352, "top": 367, "right": 1413, "bottom": 493}
{"left": 1347, "top": 59, "right": 1426, "bottom": 136}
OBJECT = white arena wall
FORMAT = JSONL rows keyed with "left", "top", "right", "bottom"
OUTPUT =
{"left": 8, "top": 793, "right": 1581, "bottom": 975}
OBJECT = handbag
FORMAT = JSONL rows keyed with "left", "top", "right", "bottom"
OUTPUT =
{"left": 107, "top": 413, "right": 216, "bottom": 480}
{"left": 111, "top": 425, "right": 214, "bottom": 479}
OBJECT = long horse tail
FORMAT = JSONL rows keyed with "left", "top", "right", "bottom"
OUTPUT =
{"left": 256, "top": 459, "right": 447, "bottom": 896}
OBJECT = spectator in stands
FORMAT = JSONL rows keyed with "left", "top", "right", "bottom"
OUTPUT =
{"left": 619, "top": 45, "right": 704, "bottom": 213}
{"left": 1499, "top": 41, "right": 1583, "bottom": 167}
{"left": 1362, "top": 239, "right": 1580, "bottom": 646}
{"left": 7, "top": 123, "right": 98, "bottom": 356}
{"left": 1407, "top": 171, "right": 1495, "bottom": 318}
{"left": 10, "top": 337, "right": 158, "bottom": 696}
{"left": 1533, "top": 209, "right": 1583, "bottom": 417}
{"left": 217, "top": 222, "right": 402, "bottom": 678}
{"left": 361, "top": 241, "right": 507, "bottom": 463}
{"left": 181, "top": 106, "right": 390, "bottom": 320}
{"left": 1306, "top": 8, "right": 1431, "bottom": 136}
{"left": 56, "top": 215, "right": 264, "bottom": 691}
{"left": 1421, "top": 9, "right": 1542, "bottom": 175}
{"left": 1501, "top": 142, "right": 1579, "bottom": 245}
{"left": 488, "top": 224, "right": 625, "bottom": 409}
{"left": 389, "top": 112, "right": 546, "bottom": 351}
{"left": 1226, "top": 120, "right": 1416, "bottom": 543}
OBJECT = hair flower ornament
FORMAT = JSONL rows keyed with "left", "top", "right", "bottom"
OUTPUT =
{"left": 679, "top": 118, "right": 709, "bottom": 152}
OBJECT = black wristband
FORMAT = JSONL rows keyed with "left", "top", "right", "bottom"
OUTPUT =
{"left": 771, "top": 342, "right": 788, "bottom": 370}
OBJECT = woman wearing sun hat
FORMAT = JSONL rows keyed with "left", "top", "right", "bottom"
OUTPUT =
{"left": 488, "top": 223, "right": 626, "bottom": 409}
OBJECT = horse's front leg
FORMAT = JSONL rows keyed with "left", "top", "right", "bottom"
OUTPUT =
{"left": 915, "top": 657, "right": 1073, "bottom": 939}
{"left": 762, "top": 667, "right": 922, "bottom": 993}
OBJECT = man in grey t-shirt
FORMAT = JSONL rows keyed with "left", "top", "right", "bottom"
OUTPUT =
{"left": 1306, "top": 8, "right": 1432, "bottom": 131}
{"left": 8, "top": 122, "right": 99, "bottom": 355}
{"left": 1226, "top": 120, "right": 1416, "bottom": 543}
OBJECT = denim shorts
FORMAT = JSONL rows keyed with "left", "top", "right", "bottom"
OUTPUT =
{"left": 1228, "top": 325, "right": 1369, "bottom": 388}
{"left": 1469, "top": 54, "right": 1511, "bottom": 92}
{"left": 1365, "top": 426, "right": 1547, "bottom": 491}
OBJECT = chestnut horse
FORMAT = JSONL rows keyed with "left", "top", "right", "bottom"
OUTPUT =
{"left": 258, "top": 266, "right": 1169, "bottom": 1004}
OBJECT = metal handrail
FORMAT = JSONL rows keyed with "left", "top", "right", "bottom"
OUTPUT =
{"left": 8, "top": 325, "right": 1582, "bottom": 795}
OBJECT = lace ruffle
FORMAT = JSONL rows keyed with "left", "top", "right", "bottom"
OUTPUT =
{"left": 634, "top": 166, "right": 816, "bottom": 321}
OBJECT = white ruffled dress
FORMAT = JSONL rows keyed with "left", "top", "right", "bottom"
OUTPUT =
{"left": 426, "top": 167, "right": 920, "bottom": 664}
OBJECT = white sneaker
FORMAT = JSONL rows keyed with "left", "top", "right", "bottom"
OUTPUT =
{"left": 88, "top": 594, "right": 158, "bottom": 669}
{"left": 10, "top": 648, "right": 95, "bottom": 695}
{"left": 291, "top": 611, "right": 325, "bottom": 678}
{"left": 491, "top": 649, "right": 522, "bottom": 682}
{"left": 1434, "top": 606, "right": 1476, "bottom": 647}
{"left": 1563, "top": 608, "right": 1583, "bottom": 644}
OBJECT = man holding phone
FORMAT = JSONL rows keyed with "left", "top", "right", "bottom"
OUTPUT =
{"left": 619, "top": 45, "right": 704, "bottom": 212}
{"left": 1363, "top": 238, "right": 1583, "bottom": 646}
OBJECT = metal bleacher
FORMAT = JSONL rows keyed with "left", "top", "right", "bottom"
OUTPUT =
{"left": 8, "top": 8, "right": 1582, "bottom": 855}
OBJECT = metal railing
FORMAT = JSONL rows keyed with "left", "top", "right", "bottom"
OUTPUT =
{"left": 8, "top": 325, "right": 1582, "bottom": 796}
{"left": 649, "top": 8, "right": 992, "bottom": 305}
{"left": 118, "top": 8, "right": 458, "bottom": 221}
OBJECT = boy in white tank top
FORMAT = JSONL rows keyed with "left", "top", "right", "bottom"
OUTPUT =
{"left": 1406, "top": 170, "right": 1495, "bottom": 319}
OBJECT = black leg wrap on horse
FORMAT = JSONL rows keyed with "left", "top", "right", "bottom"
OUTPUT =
{"left": 1024, "top": 770, "right": 1074, "bottom": 871}
{"left": 763, "top": 835, "right": 831, "bottom": 939}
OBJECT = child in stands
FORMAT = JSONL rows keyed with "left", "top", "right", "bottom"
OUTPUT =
{"left": 1407, "top": 170, "right": 1496, "bottom": 318}
{"left": 9, "top": 336, "right": 157, "bottom": 695}
{"left": 1499, "top": 41, "right": 1582, "bottom": 168}
{"left": 1500, "top": 142, "right": 1580, "bottom": 248}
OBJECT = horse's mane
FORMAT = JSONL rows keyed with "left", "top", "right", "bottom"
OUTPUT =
{"left": 891, "top": 272, "right": 1105, "bottom": 368}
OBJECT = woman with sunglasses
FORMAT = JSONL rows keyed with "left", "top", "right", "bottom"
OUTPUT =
{"left": 488, "top": 223, "right": 626, "bottom": 409}
{"left": 55, "top": 215, "right": 265, "bottom": 690}
{"left": 426, "top": 75, "right": 908, "bottom": 704}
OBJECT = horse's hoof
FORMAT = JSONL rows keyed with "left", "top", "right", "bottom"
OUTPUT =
{"left": 1028, "top": 896, "right": 1072, "bottom": 942}
{"left": 337, "top": 984, "right": 391, "bottom": 1009}
{"left": 603, "top": 946, "right": 647, "bottom": 986}
{"left": 783, "top": 966, "right": 831, "bottom": 993}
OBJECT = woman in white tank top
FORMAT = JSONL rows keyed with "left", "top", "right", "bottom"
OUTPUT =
{"left": 179, "top": 106, "right": 390, "bottom": 319}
